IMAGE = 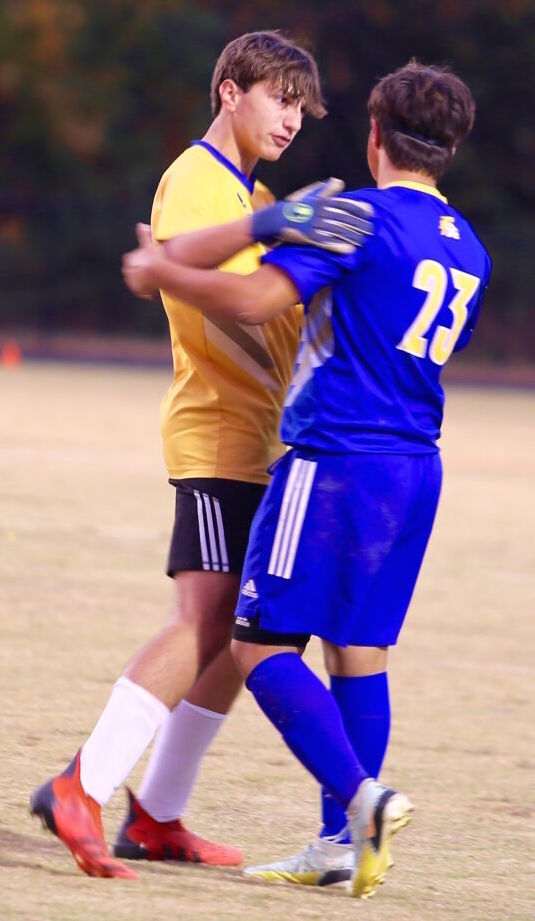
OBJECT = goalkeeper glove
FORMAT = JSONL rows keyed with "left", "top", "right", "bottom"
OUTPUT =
{"left": 251, "top": 177, "right": 373, "bottom": 254}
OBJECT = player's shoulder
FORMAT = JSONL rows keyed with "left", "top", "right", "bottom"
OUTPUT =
{"left": 345, "top": 184, "right": 490, "bottom": 277}
{"left": 339, "top": 186, "right": 379, "bottom": 210}
{"left": 160, "top": 145, "right": 215, "bottom": 185}
{"left": 446, "top": 202, "right": 490, "bottom": 249}
{"left": 338, "top": 186, "right": 396, "bottom": 232}
{"left": 252, "top": 179, "right": 275, "bottom": 210}
{"left": 442, "top": 202, "right": 492, "bottom": 278}
{"left": 154, "top": 145, "right": 222, "bottom": 215}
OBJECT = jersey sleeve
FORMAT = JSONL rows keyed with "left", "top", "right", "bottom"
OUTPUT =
{"left": 261, "top": 189, "right": 374, "bottom": 304}
{"left": 263, "top": 242, "right": 363, "bottom": 307}
{"left": 152, "top": 167, "right": 215, "bottom": 241}
{"left": 252, "top": 180, "right": 276, "bottom": 211}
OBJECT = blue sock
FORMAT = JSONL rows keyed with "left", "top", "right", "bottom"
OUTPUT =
{"left": 246, "top": 653, "right": 368, "bottom": 809}
{"left": 320, "top": 672, "right": 391, "bottom": 840}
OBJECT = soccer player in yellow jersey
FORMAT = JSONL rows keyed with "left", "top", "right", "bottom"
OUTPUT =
{"left": 29, "top": 31, "right": 329, "bottom": 879}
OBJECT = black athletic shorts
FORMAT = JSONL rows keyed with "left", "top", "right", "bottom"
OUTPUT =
{"left": 232, "top": 614, "right": 311, "bottom": 649}
{"left": 166, "top": 478, "right": 266, "bottom": 577}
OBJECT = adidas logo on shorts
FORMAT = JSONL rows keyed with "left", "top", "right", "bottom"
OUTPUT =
{"left": 241, "top": 579, "right": 259, "bottom": 599}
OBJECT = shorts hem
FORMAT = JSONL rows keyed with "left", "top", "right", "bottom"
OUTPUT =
{"left": 233, "top": 620, "right": 310, "bottom": 648}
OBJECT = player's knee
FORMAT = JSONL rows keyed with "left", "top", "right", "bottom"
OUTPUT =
{"left": 230, "top": 638, "right": 252, "bottom": 678}
{"left": 323, "top": 641, "right": 388, "bottom": 677}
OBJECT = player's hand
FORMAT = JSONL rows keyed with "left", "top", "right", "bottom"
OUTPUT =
{"left": 122, "top": 224, "right": 162, "bottom": 300}
{"left": 251, "top": 178, "right": 374, "bottom": 254}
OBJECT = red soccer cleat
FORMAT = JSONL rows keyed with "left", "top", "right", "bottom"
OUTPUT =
{"left": 30, "top": 751, "right": 137, "bottom": 879}
{"left": 113, "top": 788, "right": 243, "bottom": 866}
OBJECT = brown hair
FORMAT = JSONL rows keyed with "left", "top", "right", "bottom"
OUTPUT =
{"left": 367, "top": 60, "right": 476, "bottom": 180}
{"left": 210, "top": 30, "right": 326, "bottom": 119}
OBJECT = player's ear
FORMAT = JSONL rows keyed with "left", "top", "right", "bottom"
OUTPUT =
{"left": 370, "top": 118, "right": 382, "bottom": 150}
{"left": 219, "top": 79, "right": 242, "bottom": 114}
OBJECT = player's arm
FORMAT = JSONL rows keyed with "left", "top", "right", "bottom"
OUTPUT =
{"left": 160, "top": 177, "right": 372, "bottom": 264}
{"left": 126, "top": 179, "right": 373, "bottom": 298}
{"left": 156, "top": 218, "right": 255, "bottom": 269}
{"left": 122, "top": 244, "right": 298, "bottom": 325}
{"left": 124, "top": 220, "right": 258, "bottom": 300}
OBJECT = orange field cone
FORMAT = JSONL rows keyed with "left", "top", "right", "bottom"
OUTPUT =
{"left": 1, "top": 339, "right": 22, "bottom": 368}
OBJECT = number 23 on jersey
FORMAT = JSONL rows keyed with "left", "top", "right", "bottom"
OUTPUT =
{"left": 397, "top": 258, "right": 481, "bottom": 365}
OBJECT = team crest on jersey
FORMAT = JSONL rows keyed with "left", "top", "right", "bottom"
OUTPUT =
{"left": 439, "top": 215, "right": 460, "bottom": 240}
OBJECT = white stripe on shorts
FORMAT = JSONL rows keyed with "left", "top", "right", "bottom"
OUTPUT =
{"left": 202, "top": 492, "right": 220, "bottom": 571}
{"left": 194, "top": 490, "right": 211, "bottom": 571}
{"left": 212, "top": 497, "right": 230, "bottom": 572}
{"left": 268, "top": 458, "right": 317, "bottom": 579}
{"left": 268, "top": 458, "right": 307, "bottom": 577}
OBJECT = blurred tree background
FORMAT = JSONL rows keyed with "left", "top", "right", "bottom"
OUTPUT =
{"left": 1, "top": 0, "right": 534, "bottom": 360}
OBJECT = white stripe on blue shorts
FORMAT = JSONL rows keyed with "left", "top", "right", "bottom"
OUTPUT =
{"left": 268, "top": 457, "right": 317, "bottom": 579}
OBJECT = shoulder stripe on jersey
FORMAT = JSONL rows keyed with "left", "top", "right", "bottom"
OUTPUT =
{"left": 268, "top": 458, "right": 317, "bottom": 579}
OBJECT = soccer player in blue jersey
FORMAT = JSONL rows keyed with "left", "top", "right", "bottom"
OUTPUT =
{"left": 122, "top": 60, "right": 492, "bottom": 898}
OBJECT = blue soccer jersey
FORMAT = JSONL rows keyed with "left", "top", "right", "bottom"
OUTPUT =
{"left": 264, "top": 181, "right": 492, "bottom": 454}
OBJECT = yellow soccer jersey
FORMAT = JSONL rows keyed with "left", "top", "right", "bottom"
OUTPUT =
{"left": 152, "top": 141, "right": 301, "bottom": 484}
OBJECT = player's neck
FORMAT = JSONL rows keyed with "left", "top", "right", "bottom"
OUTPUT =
{"left": 203, "top": 117, "right": 258, "bottom": 179}
{"left": 376, "top": 160, "right": 437, "bottom": 191}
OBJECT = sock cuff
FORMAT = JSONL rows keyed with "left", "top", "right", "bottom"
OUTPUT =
{"left": 330, "top": 671, "right": 387, "bottom": 688}
{"left": 115, "top": 676, "right": 170, "bottom": 724}
{"left": 180, "top": 699, "right": 227, "bottom": 721}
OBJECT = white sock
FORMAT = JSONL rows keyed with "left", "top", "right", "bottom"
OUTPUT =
{"left": 138, "top": 699, "right": 226, "bottom": 822}
{"left": 80, "top": 676, "right": 169, "bottom": 806}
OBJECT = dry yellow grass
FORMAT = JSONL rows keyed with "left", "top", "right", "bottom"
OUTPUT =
{"left": 1, "top": 363, "right": 534, "bottom": 921}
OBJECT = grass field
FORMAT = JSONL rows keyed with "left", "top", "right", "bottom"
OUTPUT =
{"left": 1, "top": 362, "right": 534, "bottom": 921}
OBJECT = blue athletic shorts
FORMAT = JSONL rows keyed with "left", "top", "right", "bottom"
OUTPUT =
{"left": 234, "top": 448, "right": 442, "bottom": 647}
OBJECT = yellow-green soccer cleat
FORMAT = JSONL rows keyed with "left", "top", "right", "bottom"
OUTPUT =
{"left": 244, "top": 836, "right": 355, "bottom": 886}
{"left": 349, "top": 780, "right": 413, "bottom": 899}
